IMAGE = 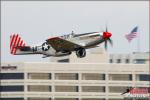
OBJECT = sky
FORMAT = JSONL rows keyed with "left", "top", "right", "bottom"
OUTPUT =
{"left": 1, "top": 1, "right": 149, "bottom": 62}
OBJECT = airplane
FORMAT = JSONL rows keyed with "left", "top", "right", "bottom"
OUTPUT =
{"left": 10, "top": 28, "right": 112, "bottom": 58}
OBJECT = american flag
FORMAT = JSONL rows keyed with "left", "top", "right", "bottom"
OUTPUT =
{"left": 125, "top": 26, "right": 138, "bottom": 42}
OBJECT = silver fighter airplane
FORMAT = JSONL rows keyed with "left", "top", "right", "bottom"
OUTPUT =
{"left": 10, "top": 28, "right": 112, "bottom": 58}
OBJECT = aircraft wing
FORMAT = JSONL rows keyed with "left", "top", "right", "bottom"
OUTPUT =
{"left": 46, "top": 37, "right": 83, "bottom": 52}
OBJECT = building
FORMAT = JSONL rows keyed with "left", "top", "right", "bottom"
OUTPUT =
{"left": 1, "top": 47, "right": 150, "bottom": 100}
{"left": 109, "top": 52, "right": 149, "bottom": 64}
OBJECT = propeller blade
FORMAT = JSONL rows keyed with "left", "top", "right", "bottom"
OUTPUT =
{"left": 108, "top": 38, "right": 113, "bottom": 46}
{"left": 106, "top": 26, "right": 108, "bottom": 32}
{"left": 104, "top": 40, "right": 107, "bottom": 50}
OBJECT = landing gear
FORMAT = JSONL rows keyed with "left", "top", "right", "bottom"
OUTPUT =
{"left": 76, "top": 48, "right": 86, "bottom": 58}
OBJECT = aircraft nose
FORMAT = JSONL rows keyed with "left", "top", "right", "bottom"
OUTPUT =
{"left": 103, "top": 32, "right": 112, "bottom": 39}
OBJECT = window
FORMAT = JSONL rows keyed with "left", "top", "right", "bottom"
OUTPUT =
{"left": 1, "top": 98, "right": 24, "bottom": 100}
{"left": 82, "top": 73, "right": 105, "bottom": 80}
{"left": 55, "top": 86, "right": 78, "bottom": 92}
{"left": 0, "top": 86, "right": 24, "bottom": 92}
{"left": 108, "top": 98, "right": 133, "bottom": 100}
{"left": 82, "top": 86, "right": 105, "bottom": 92}
{"left": 28, "top": 73, "right": 51, "bottom": 79}
{"left": 58, "top": 59, "right": 69, "bottom": 62}
{"left": 109, "top": 86, "right": 129, "bottom": 93}
{"left": 109, "top": 59, "right": 113, "bottom": 63}
{"left": 0, "top": 73, "right": 24, "bottom": 79}
{"left": 55, "top": 98, "right": 78, "bottom": 100}
{"left": 125, "top": 59, "right": 129, "bottom": 63}
{"left": 117, "top": 59, "right": 121, "bottom": 63}
{"left": 28, "top": 98, "right": 51, "bottom": 100}
{"left": 81, "top": 98, "right": 105, "bottom": 100}
{"left": 28, "top": 85, "right": 51, "bottom": 92}
{"left": 136, "top": 74, "right": 150, "bottom": 81}
{"left": 134, "top": 59, "right": 146, "bottom": 64}
{"left": 55, "top": 73, "right": 78, "bottom": 80}
{"left": 109, "top": 74, "right": 132, "bottom": 81}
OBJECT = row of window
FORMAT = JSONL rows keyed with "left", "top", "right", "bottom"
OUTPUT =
{"left": 1, "top": 73, "right": 150, "bottom": 81}
{"left": 0, "top": 86, "right": 103, "bottom": 92}
{"left": 1, "top": 98, "right": 148, "bottom": 100}
{"left": 1, "top": 85, "right": 149, "bottom": 93}
{"left": 109, "top": 59, "right": 147, "bottom": 64}
{"left": 109, "top": 59, "right": 130, "bottom": 63}
{"left": 28, "top": 98, "right": 106, "bottom": 100}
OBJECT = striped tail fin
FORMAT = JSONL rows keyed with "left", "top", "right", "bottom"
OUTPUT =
{"left": 10, "top": 33, "right": 26, "bottom": 55}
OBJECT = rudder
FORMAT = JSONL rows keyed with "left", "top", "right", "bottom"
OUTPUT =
{"left": 10, "top": 33, "right": 26, "bottom": 55}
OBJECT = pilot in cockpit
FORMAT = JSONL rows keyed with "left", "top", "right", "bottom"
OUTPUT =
{"left": 71, "top": 31, "right": 75, "bottom": 37}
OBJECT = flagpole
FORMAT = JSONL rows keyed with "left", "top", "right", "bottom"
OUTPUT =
{"left": 137, "top": 27, "right": 140, "bottom": 52}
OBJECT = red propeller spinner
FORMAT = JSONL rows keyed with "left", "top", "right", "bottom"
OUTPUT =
{"left": 103, "top": 32, "right": 112, "bottom": 39}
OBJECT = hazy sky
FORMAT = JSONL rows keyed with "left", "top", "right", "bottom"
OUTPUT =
{"left": 1, "top": 1, "right": 149, "bottom": 62}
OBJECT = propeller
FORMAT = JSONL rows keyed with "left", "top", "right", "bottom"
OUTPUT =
{"left": 102, "top": 26, "right": 113, "bottom": 50}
